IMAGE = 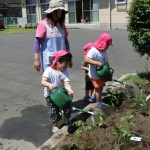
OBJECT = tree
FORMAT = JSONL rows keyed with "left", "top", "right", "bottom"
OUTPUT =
{"left": 127, "top": 0, "right": 150, "bottom": 58}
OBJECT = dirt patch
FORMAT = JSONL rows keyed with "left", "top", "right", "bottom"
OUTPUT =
{"left": 56, "top": 83, "right": 150, "bottom": 150}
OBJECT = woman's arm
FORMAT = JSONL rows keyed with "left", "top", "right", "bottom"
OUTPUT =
{"left": 34, "top": 37, "right": 43, "bottom": 71}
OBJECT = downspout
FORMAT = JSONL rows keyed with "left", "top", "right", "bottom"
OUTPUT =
{"left": 108, "top": 0, "right": 111, "bottom": 30}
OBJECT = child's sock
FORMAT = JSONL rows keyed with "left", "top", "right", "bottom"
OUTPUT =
{"left": 52, "top": 126, "right": 59, "bottom": 135}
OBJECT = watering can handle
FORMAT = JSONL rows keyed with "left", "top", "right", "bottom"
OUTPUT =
{"left": 51, "top": 87, "right": 58, "bottom": 93}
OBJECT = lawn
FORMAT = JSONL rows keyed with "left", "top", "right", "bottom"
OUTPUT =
{"left": 0, "top": 28, "right": 36, "bottom": 34}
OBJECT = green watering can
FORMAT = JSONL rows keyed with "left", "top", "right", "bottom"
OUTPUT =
{"left": 96, "top": 65, "right": 114, "bottom": 82}
{"left": 50, "top": 87, "right": 73, "bottom": 109}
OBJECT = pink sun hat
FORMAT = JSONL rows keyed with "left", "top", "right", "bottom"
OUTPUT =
{"left": 51, "top": 50, "right": 71, "bottom": 68}
{"left": 83, "top": 33, "right": 113, "bottom": 56}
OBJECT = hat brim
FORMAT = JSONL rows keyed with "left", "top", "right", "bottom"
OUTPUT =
{"left": 44, "top": 7, "right": 68, "bottom": 14}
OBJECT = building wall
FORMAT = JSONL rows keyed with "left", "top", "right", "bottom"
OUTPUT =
{"left": 19, "top": 0, "right": 132, "bottom": 29}
{"left": 99, "top": 0, "right": 132, "bottom": 29}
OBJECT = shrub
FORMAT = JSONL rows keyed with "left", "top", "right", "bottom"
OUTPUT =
{"left": 127, "top": 0, "right": 150, "bottom": 57}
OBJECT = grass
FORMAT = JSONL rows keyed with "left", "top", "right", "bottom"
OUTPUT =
{"left": 121, "top": 72, "right": 149, "bottom": 86}
{"left": 0, "top": 28, "right": 36, "bottom": 34}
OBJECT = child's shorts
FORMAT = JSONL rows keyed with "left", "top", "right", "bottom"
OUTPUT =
{"left": 46, "top": 96, "right": 72, "bottom": 123}
{"left": 85, "top": 80, "right": 94, "bottom": 90}
{"left": 89, "top": 78, "right": 105, "bottom": 89}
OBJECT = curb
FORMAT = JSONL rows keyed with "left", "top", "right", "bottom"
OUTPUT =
{"left": 36, "top": 103, "right": 97, "bottom": 150}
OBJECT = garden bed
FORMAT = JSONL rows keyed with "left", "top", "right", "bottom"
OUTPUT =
{"left": 54, "top": 73, "right": 150, "bottom": 150}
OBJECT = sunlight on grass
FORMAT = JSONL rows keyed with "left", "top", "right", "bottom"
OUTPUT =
{"left": 121, "top": 74, "right": 149, "bottom": 85}
{"left": 0, "top": 28, "right": 36, "bottom": 34}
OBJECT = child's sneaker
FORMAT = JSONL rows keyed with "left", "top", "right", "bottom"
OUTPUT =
{"left": 52, "top": 127, "right": 59, "bottom": 135}
{"left": 97, "top": 101, "right": 109, "bottom": 107}
{"left": 88, "top": 96, "right": 96, "bottom": 103}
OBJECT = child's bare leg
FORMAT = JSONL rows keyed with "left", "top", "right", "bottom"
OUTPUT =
{"left": 95, "top": 88, "right": 103, "bottom": 102}
{"left": 91, "top": 89, "right": 96, "bottom": 98}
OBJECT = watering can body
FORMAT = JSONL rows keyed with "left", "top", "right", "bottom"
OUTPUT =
{"left": 96, "top": 65, "right": 114, "bottom": 82}
{"left": 50, "top": 87, "right": 72, "bottom": 109}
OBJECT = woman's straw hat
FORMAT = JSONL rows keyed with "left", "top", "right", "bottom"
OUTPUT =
{"left": 44, "top": 0, "right": 68, "bottom": 14}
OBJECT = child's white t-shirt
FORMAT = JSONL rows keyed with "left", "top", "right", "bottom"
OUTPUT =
{"left": 42, "top": 67, "right": 70, "bottom": 97}
{"left": 86, "top": 47, "right": 109, "bottom": 80}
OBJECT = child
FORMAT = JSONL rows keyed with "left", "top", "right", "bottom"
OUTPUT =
{"left": 84, "top": 33, "right": 113, "bottom": 105}
{"left": 81, "top": 60, "right": 94, "bottom": 101}
{"left": 41, "top": 50, "right": 73, "bottom": 134}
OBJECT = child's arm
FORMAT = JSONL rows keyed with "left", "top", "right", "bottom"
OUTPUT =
{"left": 64, "top": 81, "right": 74, "bottom": 96}
{"left": 81, "top": 65, "right": 89, "bottom": 71}
{"left": 81, "top": 61, "right": 89, "bottom": 71}
{"left": 85, "top": 57, "right": 103, "bottom": 67}
{"left": 41, "top": 76, "right": 56, "bottom": 90}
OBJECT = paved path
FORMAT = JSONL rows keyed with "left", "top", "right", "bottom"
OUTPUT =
{"left": 0, "top": 29, "right": 149, "bottom": 150}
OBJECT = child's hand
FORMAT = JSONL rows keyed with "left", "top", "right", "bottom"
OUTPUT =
{"left": 49, "top": 84, "right": 56, "bottom": 90}
{"left": 68, "top": 90, "right": 73, "bottom": 97}
{"left": 96, "top": 61, "right": 103, "bottom": 67}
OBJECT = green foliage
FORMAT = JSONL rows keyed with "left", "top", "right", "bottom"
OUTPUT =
{"left": 112, "top": 114, "right": 136, "bottom": 149}
{"left": 121, "top": 74, "right": 149, "bottom": 86}
{"left": 133, "top": 91, "right": 147, "bottom": 109}
{"left": 71, "top": 112, "right": 104, "bottom": 149}
{"left": 106, "top": 90, "right": 125, "bottom": 108}
{"left": 0, "top": 28, "right": 36, "bottom": 34}
{"left": 69, "top": 141, "right": 86, "bottom": 150}
{"left": 127, "top": 0, "right": 150, "bottom": 57}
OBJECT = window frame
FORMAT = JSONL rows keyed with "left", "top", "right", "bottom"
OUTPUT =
{"left": 115, "top": 0, "right": 126, "bottom": 4}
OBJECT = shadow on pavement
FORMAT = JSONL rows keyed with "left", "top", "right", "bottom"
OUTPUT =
{"left": 0, "top": 105, "right": 51, "bottom": 147}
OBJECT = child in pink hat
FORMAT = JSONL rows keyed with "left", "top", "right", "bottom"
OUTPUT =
{"left": 84, "top": 33, "right": 113, "bottom": 105}
{"left": 41, "top": 50, "right": 73, "bottom": 134}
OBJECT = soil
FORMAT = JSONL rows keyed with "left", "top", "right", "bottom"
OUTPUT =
{"left": 56, "top": 82, "right": 150, "bottom": 150}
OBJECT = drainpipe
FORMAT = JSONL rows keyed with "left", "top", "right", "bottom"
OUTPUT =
{"left": 108, "top": 0, "right": 111, "bottom": 30}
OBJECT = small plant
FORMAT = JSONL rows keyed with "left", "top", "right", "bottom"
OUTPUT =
{"left": 106, "top": 90, "right": 125, "bottom": 108}
{"left": 133, "top": 91, "right": 147, "bottom": 110}
{"left": 95, "top": 110, "right": 104, "bottom": 127}
{"left": 73, "top": 120, "right": 84, "bottom": 137}
{"left": 69, "top": 141, "right": 86, "bottom": 150}
{"left": 112, "top": 114, "right": 136, "bottom": 150}
{"left": 70, "top": 112, "right": 104, "bottom": 149}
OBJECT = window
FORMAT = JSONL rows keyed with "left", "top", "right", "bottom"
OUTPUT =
{"left": 25, "top": 0, "right": 36, "bottom": 23}
{"left": 115, "top": 0, "right": 126, "bottom": 4}
{"left": 68, "top": 1, "right": 76, "bottom": 23}
{"left": 40, "top": 0, "right": 49, "bottom": 4}
{"left": 26, "top": 0, "right": 36, "bottom": 5}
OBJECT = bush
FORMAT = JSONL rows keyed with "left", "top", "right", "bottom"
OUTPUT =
{"left": 127, "top": 0, "right": 150, "bottom": 57}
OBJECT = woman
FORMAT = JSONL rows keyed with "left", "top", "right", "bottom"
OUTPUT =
{"left": 34, "top": 0, "right": 70, "bottom": 72}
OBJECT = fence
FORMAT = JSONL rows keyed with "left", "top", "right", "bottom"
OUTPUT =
{"left": 3, "top": 17, "right": 27, "bottom": 28}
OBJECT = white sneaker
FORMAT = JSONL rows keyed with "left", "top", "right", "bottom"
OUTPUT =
{"left": 52, "top": 127, "right": 59, "bottom": 135}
